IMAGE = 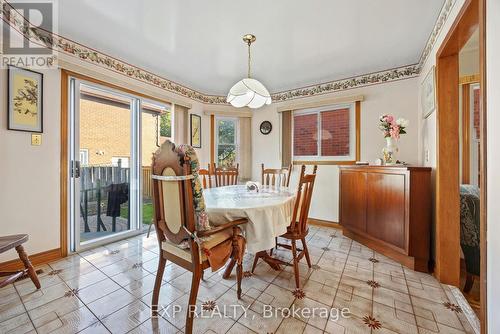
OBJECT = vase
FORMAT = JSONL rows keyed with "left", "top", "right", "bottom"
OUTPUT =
{"left": 382, "top": 137, "right": 398, "bottom": 165}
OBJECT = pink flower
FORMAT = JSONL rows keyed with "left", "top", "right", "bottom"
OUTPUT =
{"left": 390, "top": 125, "right": 400, "bottom": 139}
{"left": 385, "top": 115, "right": 394, "bottom": 123}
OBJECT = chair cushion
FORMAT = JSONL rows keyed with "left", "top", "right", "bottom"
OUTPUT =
{"left": 161, "top": 228, "right": 234, "bottom": 264}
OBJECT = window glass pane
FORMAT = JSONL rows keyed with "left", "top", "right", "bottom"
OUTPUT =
{"left": 293, "top": 113, "right": 318, "bottom": 156}
{"left": 321, "top": 108, "right": 350, "bottom": 156}
{"left": 218, "top": 119, "right": 235, "bottom": 145}
{"left": 217, "top": 144, "right": 236, "bottom": 166}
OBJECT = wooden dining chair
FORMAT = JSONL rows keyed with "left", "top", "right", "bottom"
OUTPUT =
{"left": 261, "top": 163, "right": 292, "bottom": 187}
{"left": 0, "top": 234, "right": 41, "bottom": 289}
{"left": 198, "top": 164, "right": 212, "bottom": 189}
{"left": 252, "top": 165, "right": 317, "bottom": 289}
{"left": 151, "top": 143, "right": 247, "bottom": 334}
{"left": 212, "top": 163, "right": 239, "bottom": 187}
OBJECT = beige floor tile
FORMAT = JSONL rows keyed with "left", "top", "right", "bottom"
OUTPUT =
{"left": 87, "top": 288, "right": 136, "bottom": 319}
{"left": 0, "top": 293, "right": 26, "bottom": 323}
{"left": 128, "top": 315, "right": 178, "bottom": 334}
{"left": 140, "top": 282, "right": 185, "bottom": 309}
{"left": 100, "top": 300, "right": 151, "bottom": 333}
{"left": 0, "top": 312, "right": 35, "bottom": 334}
{"left": 28, "top": 294, "right": 83, "bottom": 324}
{"left": 34, "top": 306, "right": 98, "bottom": 334}
{"left": 15, "top": 273, "right": 63, "bottom": 297}
{"left": 76, "top": 278, "right": 121, "bottom": 304}
{"left": 123, "top": 273, "right": 158, "bottom": 298}
{"left": 78, "top": 322, "right": 111, "bottom": 334}
{"left": 21, "top": 282, "right": 69, "bottom": 311}
{"left": 372, "top": 301, "right": 418, "bottom": 334}
{"left": 64, "top": 269, "right": 107, "bottom": 290}
{"left": 276, "top": 316, "right": 307, "bottom": 333}
{"left": 411, "top": 295, "right": 465, "bottom": 332}
{"left": 237, "top": 307, "right": 285, "bottom": 334}
{"left": 226, "top": 322, "right": 257, "bottom": 333}
{"left": 302, "top": 279, "right": 338, "bottom": 306}
{"left": 325, "top": 313, "right": 371, "bottom": 334}
{"left": 110, "top": 267, "right": 150, "bottom": 287}
{"left": 259, "top": 284, "right": 295, "bottom": 309}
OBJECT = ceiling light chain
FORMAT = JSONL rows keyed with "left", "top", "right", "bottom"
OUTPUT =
{"left": 247, "top": 40, "right": 252, "bottom": 79}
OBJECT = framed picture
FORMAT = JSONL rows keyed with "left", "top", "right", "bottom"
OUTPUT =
{"left": 190, "top": 114, "right": 201, "bottom": 148}
{"left": 421, "top": 66, "right": 436, "bottom": 119}
{"left": 8, "top": 66, "right": 43, "bottom": 133}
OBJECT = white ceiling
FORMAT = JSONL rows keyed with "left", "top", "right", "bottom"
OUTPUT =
{"left": 58, "top": 0, "right": 445, "bottom": 96}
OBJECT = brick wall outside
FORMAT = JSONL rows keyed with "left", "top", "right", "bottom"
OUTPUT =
{"left": 293, "top": 109, "right": 350, "bottom": 157}
{"left": 80, "top": 98, "right": 164, "bottom": 167}
{"left": 293, "top": 113, "right": 318, "bottom": 156}
{"left": 321, "top": 108, "right": 350, "bottom": 156}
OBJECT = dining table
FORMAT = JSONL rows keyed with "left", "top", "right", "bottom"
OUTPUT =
{"left": 203, "top": 184, "right": 296, "bottom": 275}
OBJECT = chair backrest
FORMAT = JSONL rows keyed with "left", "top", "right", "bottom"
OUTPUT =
{"left": 152, "top": 155, "right": 195, "bottom": 246}
{"left": 198, "top": 164, "right": 212, "bottom": 189}
{"left": 290, "top": 165, "right": 317, "bottom": 235}
{"left": 213, "top": 163, "right": 239, "bottom": 187}
{"left": 261, "top": 163, "right": 292, "bottom": 187}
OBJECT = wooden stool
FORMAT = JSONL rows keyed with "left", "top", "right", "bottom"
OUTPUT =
{"left": 0, "top": 234, "right": 41, "bottom": 289}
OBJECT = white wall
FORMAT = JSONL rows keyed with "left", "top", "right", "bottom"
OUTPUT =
{"left": 486, "top": 0, "right": 500, "bottom": 331}
{"left": 252, "top": 78, "right": 419, "bottom": 222}
{"left": 418, "top": 0, "right": 467, "bottom": 166}
{"left": 0, "top": 68, "right": 61, "bottom": 262}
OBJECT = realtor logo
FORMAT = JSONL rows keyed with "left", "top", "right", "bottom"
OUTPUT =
{"left": 1, "top": 0, "right": 57, "bottom": 68}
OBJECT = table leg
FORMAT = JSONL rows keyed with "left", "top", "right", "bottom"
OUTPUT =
{"left": 255, "top": 250, "right": 289, "bottom": 271}
{"left": 222, "top": 258, "right": 236, "bottom": 279}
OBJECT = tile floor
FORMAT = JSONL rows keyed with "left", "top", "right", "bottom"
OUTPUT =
{"left": 0, "top": 226, "right": 478, "bottom": 333}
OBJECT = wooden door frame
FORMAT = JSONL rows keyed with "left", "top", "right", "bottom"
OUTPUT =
{"left": 435, "top": 0, "right": 487, "bottom": 331}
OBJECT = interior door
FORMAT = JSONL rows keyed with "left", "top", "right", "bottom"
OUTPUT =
{"left": 68, "top": 78, "right": 140, "bottom": 252}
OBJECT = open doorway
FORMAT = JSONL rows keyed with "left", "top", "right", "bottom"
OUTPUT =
{"left": 459, "top": 28, "right": 481, "bottom": 314}
{"left": 435, "top": 0, "right": 487, "bottom": 330}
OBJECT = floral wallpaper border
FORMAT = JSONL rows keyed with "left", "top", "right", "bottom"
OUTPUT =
{"left": 1, "top": 0, "right": 455, "bottom": 105}
{"left": 417, "top": 0, "right": 458, "bottom": 69}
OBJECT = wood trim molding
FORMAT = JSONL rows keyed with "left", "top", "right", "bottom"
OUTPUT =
{"left": 60, "top": 70, "right": 69, "bottom": 257}
{"left": 0, "top": 248, "right": 62, "bottom": 272}
{"left": 478, "top": 0, "right": 487, "bottom": 331}
{"left": 308, "top": 218, "right": 341, "bottom": 229}
{"left": 462, "top": 83, "right": 471, "bottom": 184}
{"left": 293, "top": 160, "right": 356, "bottom": 166}
{"left": 355, "top": 101, "right": 361, "bottom": 162}
{"left": 435, "top": 0, "right": 478, "bottom": 286}
{"left": 460, "top": 74, "right": 480, "bottom": 84}
{"left": 276, "top": 95, "right": 364, "bottom": 112}
{"left": 210, "top": 114, "right": 215, "bottom": 168}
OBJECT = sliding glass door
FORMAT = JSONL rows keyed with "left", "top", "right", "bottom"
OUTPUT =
{"left": 68, "top": 77, "right": 171, "bottom": 252}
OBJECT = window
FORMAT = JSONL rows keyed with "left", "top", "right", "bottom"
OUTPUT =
{"left": 216, "top": 117, "right": 238, "bottom": 166}
{"left": 293, "top": 103, "right": 357, "bottom": 161}
{"left": 79, "top": 149, "right": 89, "bottom": 165}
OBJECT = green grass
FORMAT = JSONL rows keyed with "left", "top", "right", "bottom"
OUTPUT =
{"left": 120, "top": 203, "right": 154, "bottom": 225}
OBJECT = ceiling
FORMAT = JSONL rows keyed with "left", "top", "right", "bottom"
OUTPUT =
{"left": 58, "top": 0, "right": 445, "bottom": 96}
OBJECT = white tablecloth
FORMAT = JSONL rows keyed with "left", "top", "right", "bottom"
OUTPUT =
{"left": 203, "top": 185, "right": 296, "bottom": 253}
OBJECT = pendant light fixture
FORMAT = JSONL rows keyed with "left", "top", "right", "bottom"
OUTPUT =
{"left": 227, "top": 34, "right": 271, "bottom": 109}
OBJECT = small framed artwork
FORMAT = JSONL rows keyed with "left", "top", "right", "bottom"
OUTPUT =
{"left": 421, "top": 66, "right": 436, "bottom": 119}
{"left": 190, "top": 114, "right": 201, "bottom": 148}
{"left": 8, "top": 66, "right": 43, "bottom": 133}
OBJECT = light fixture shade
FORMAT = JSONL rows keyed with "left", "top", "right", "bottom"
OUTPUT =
{"left": 227, "top": 78, "right": 272, "bottom": 109}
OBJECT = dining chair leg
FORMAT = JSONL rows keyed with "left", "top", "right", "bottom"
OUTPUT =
{"left": 151, "top": 256, "right": 166, "bottom": 316}
{"left": 301, "top": 237, "right": 312, "bottom": 268}
{"left": 291, "top": 240, "right": 300, "bottom": 289}
{"left": 15, "top": 245, "right": 40, "bottom": 289}
{"left": 236, "top": 260, "right": 243, "bottom": 299}
{"left": 463, "top": 273, "right": 475, "bottom": 293}
{"left": 251, "top": 253, "right": 260, "bottom": 273}
{"left": 186, "top": 267, "right": 202, "bottom": 334}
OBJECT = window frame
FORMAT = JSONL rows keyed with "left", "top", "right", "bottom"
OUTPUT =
{"left": 292, "top": 102, "right": 360, "bottom": 164}
{"left": 215, "top": 116, "right": 239, "bottom": 166}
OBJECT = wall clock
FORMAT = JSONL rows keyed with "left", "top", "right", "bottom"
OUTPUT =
{"left": 259, "top": 121, "right": 272, "bottom": 135}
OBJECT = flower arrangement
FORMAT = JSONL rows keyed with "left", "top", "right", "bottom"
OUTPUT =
{"left": 379, "top": 115, "right": 409, "bottom": 139}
